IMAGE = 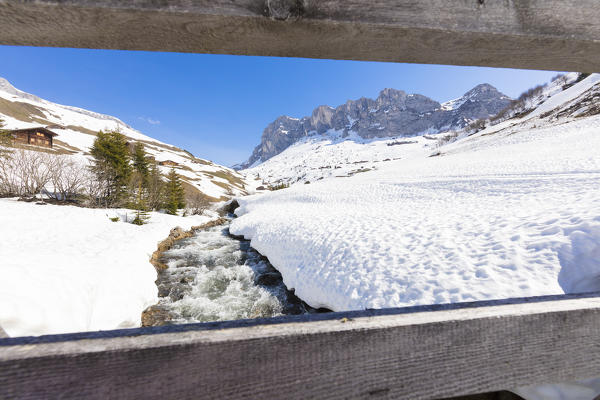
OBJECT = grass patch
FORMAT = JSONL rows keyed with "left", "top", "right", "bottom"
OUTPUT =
{"left": 0, "top": 98, "right": 50, "bottom": 123}
{"left": 181, "top": 180, "right": 221, "bottom": 203}
{"left": 204, "top": 169, "right": 246, "bottom": 188}
{"left": 210, "top": 179, "right": 233, "bottom": 192}
{"left": 65, "top": 125, "right": 98, "bottom": 136}
{"left": 52, "top": 139, "right": 81, "bottom": 154}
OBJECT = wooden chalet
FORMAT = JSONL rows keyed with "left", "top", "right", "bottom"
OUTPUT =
{"left": 10, "top": 127, "right": 58, "bottom": 148}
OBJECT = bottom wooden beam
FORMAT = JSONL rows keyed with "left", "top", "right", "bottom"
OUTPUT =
{"left": 1, "top": 293, "right": 600, "bottom": 399}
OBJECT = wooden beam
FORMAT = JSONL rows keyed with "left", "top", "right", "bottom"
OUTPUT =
{"left": 0, "top": 0, "right": 600, "bottom": 71}
{"left": 2, "top": 293, "right": 600, "bottom": 399}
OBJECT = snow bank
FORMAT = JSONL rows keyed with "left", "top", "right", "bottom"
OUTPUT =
{"left": 231, "top": 116, "right": 600, "bottom": 312}
{"left": 558, "top": 224, "right": 600, "bottom": 293}
{"left": 0, "top": 199, "right": 212, "bottom": 337}
{"left": 515, "top": 377, "right": 600, "bottom": 400}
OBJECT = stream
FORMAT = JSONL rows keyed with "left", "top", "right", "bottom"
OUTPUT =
{"left": 143, "top": 222, "right": 326, "bottom": 326}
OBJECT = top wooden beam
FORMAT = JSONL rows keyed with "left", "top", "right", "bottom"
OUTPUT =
{"left": 1, "top": 0, "right": 600, "bottom": 71}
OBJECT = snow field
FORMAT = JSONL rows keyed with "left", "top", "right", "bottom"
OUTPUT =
{"left": 245, "top": 131, "right": 440, "bottom": 186}
{"left": 0, "top": 199, "right": 213, "bottom": 336}
{"left": 231, "top": 116, "right": 600, "bottom": 312}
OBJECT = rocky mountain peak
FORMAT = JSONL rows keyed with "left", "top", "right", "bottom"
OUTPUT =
{"left": 0, "top": 77, "right": 16, "bottom": 92}
{"left": 376, "top": 88, "right": 407, "bottom": 105}
{"left": 310, "top": 105, "right": 335, "bottom": 133}
{"left": 0, "top": 77, "right": 44, "bottom": 103}
{"left": 463, "top": 83, "right": 505, "bottom": 99}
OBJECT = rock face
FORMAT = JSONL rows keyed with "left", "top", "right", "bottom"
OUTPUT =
{"left": 237, "top": 84, "right": 511, "bottom": 169}
{"left": 141, "top": 304, "right": 174, "bottom": 327}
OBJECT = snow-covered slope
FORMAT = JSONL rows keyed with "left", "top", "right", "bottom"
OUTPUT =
{"left": 0, "top": 77, "right": 247, "bottom": 200}
{"left": 231, "top": 73, "right": 600, "bottom": 313}
{"left": 0, "top": 198, "right": 215, "bottom": 337}
{"left": 245, "top": 131, "right": 442, "bottom": 186}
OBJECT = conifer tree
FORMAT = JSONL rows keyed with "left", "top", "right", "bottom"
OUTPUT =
{"left": 164, "top": 168, "right": 185, "bottom": 215}
{"left": 131, "top": 180, "right": 150, "bottom": 225}
{"left": 0, "top": 118, "right": 12, "bottom": 159}
{"left": 131, "top": 142, "right": 150, "bottom": 186}
{"left": 89, "top": 130, "right": 132, "bottom": 207}
{"left": 146, "top": 160, "right": 165, "bottom": 211}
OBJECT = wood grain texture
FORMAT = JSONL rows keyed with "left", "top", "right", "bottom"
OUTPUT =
{"left": 1, "top": 0, "right": 600, "bottom": 71}
{"left": 2, "top": 293, "right": 600, "bottom": 399}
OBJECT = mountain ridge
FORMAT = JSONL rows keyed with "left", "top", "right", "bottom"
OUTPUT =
{"left": 242, "top": 72, "right": 599, "bottom": 188}
{"left": 236, "top": 83, "right": 512, "bottom": 169}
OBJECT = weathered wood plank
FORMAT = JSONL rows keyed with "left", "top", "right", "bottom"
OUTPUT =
{"left": 2, "top": 293, "right": 600, "bottom": 399}
{"left": 1, "top": 0, "right": 600, "bottom": 71}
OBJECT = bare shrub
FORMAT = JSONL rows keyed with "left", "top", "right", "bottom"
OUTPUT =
{"left": 187, "top": 192, "right": 211, "bottom": 215}
{"left": 489, "top": 83, "right": 548, "bottom": 125}
{"left": 47, "top": 156, "right": 87, "bottom": 202}
{"left": 82, "top": 171, "right": 111, "bottom": 208}
{"left": 435, "top": 131, "right": 460, "bottom": 147}
{"left": 551, "top": 74, "right": 567, "bottom": 85}
{"left": 269, "top": 182, "right": 289, "bottom": 191}
{"left": 0, "top": 149, "right": 54, "bottom": 198}
{"left": 0, "top": 151, "right": 19, "bottom": 197}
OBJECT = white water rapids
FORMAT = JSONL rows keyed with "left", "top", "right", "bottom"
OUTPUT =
{"left": 152, "top": 223, "right": 317, "bottom": 324}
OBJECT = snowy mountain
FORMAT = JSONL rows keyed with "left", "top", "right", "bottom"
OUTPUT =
{"left": 242, "top": 73, "right": 600, "bottom": 187}
{"left": 0, "top": 77, "right": 248, "bottom": 201}
{"left": 236, "top": 83, "right": 511, "bottom": 169}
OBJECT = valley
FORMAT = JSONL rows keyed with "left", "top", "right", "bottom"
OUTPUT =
{"left": 1, "top": 72, "right": 599, "bottom": 343}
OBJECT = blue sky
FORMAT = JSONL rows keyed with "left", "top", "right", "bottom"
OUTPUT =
{"left": 0, "top": 46, "right": 561, "bottom": 166}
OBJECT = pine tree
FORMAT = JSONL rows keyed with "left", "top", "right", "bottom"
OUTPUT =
{"left": 0, "top": 118, "right": 12, "bottom": 159}
{"left": 127, "top": 142, "right": 152, "bottom": 214}
{"left": 146, "top": 160, "right": 165, "bottom": 211}
{"left": 131, "top": 142, "right": 150, "bottom": 186}
{"left": 164, "top": 168, "right": 185, "bottom": 215}
{"left": 131, "top": 180, "right": 150, "bottom": 225}
{"left": 89, "top": 130, "right": 132, "bottom": 207}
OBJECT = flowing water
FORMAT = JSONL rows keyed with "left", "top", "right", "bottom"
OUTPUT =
{"left": 146, "top": 223, "right": 320, "bottom": 325}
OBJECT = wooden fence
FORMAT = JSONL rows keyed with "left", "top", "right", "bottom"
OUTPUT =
{"left": 3, "top": 293, "right": 600, "bottom": 399}
{"left": 1, "top": 1, "right": 599, "bottom": 399}
{"left": 1, "top": 0, "right": 600, "bottom": 72}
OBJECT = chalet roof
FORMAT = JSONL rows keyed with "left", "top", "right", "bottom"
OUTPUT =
{"left": 10, "top": 127, "right": 59, "bottom": 137}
